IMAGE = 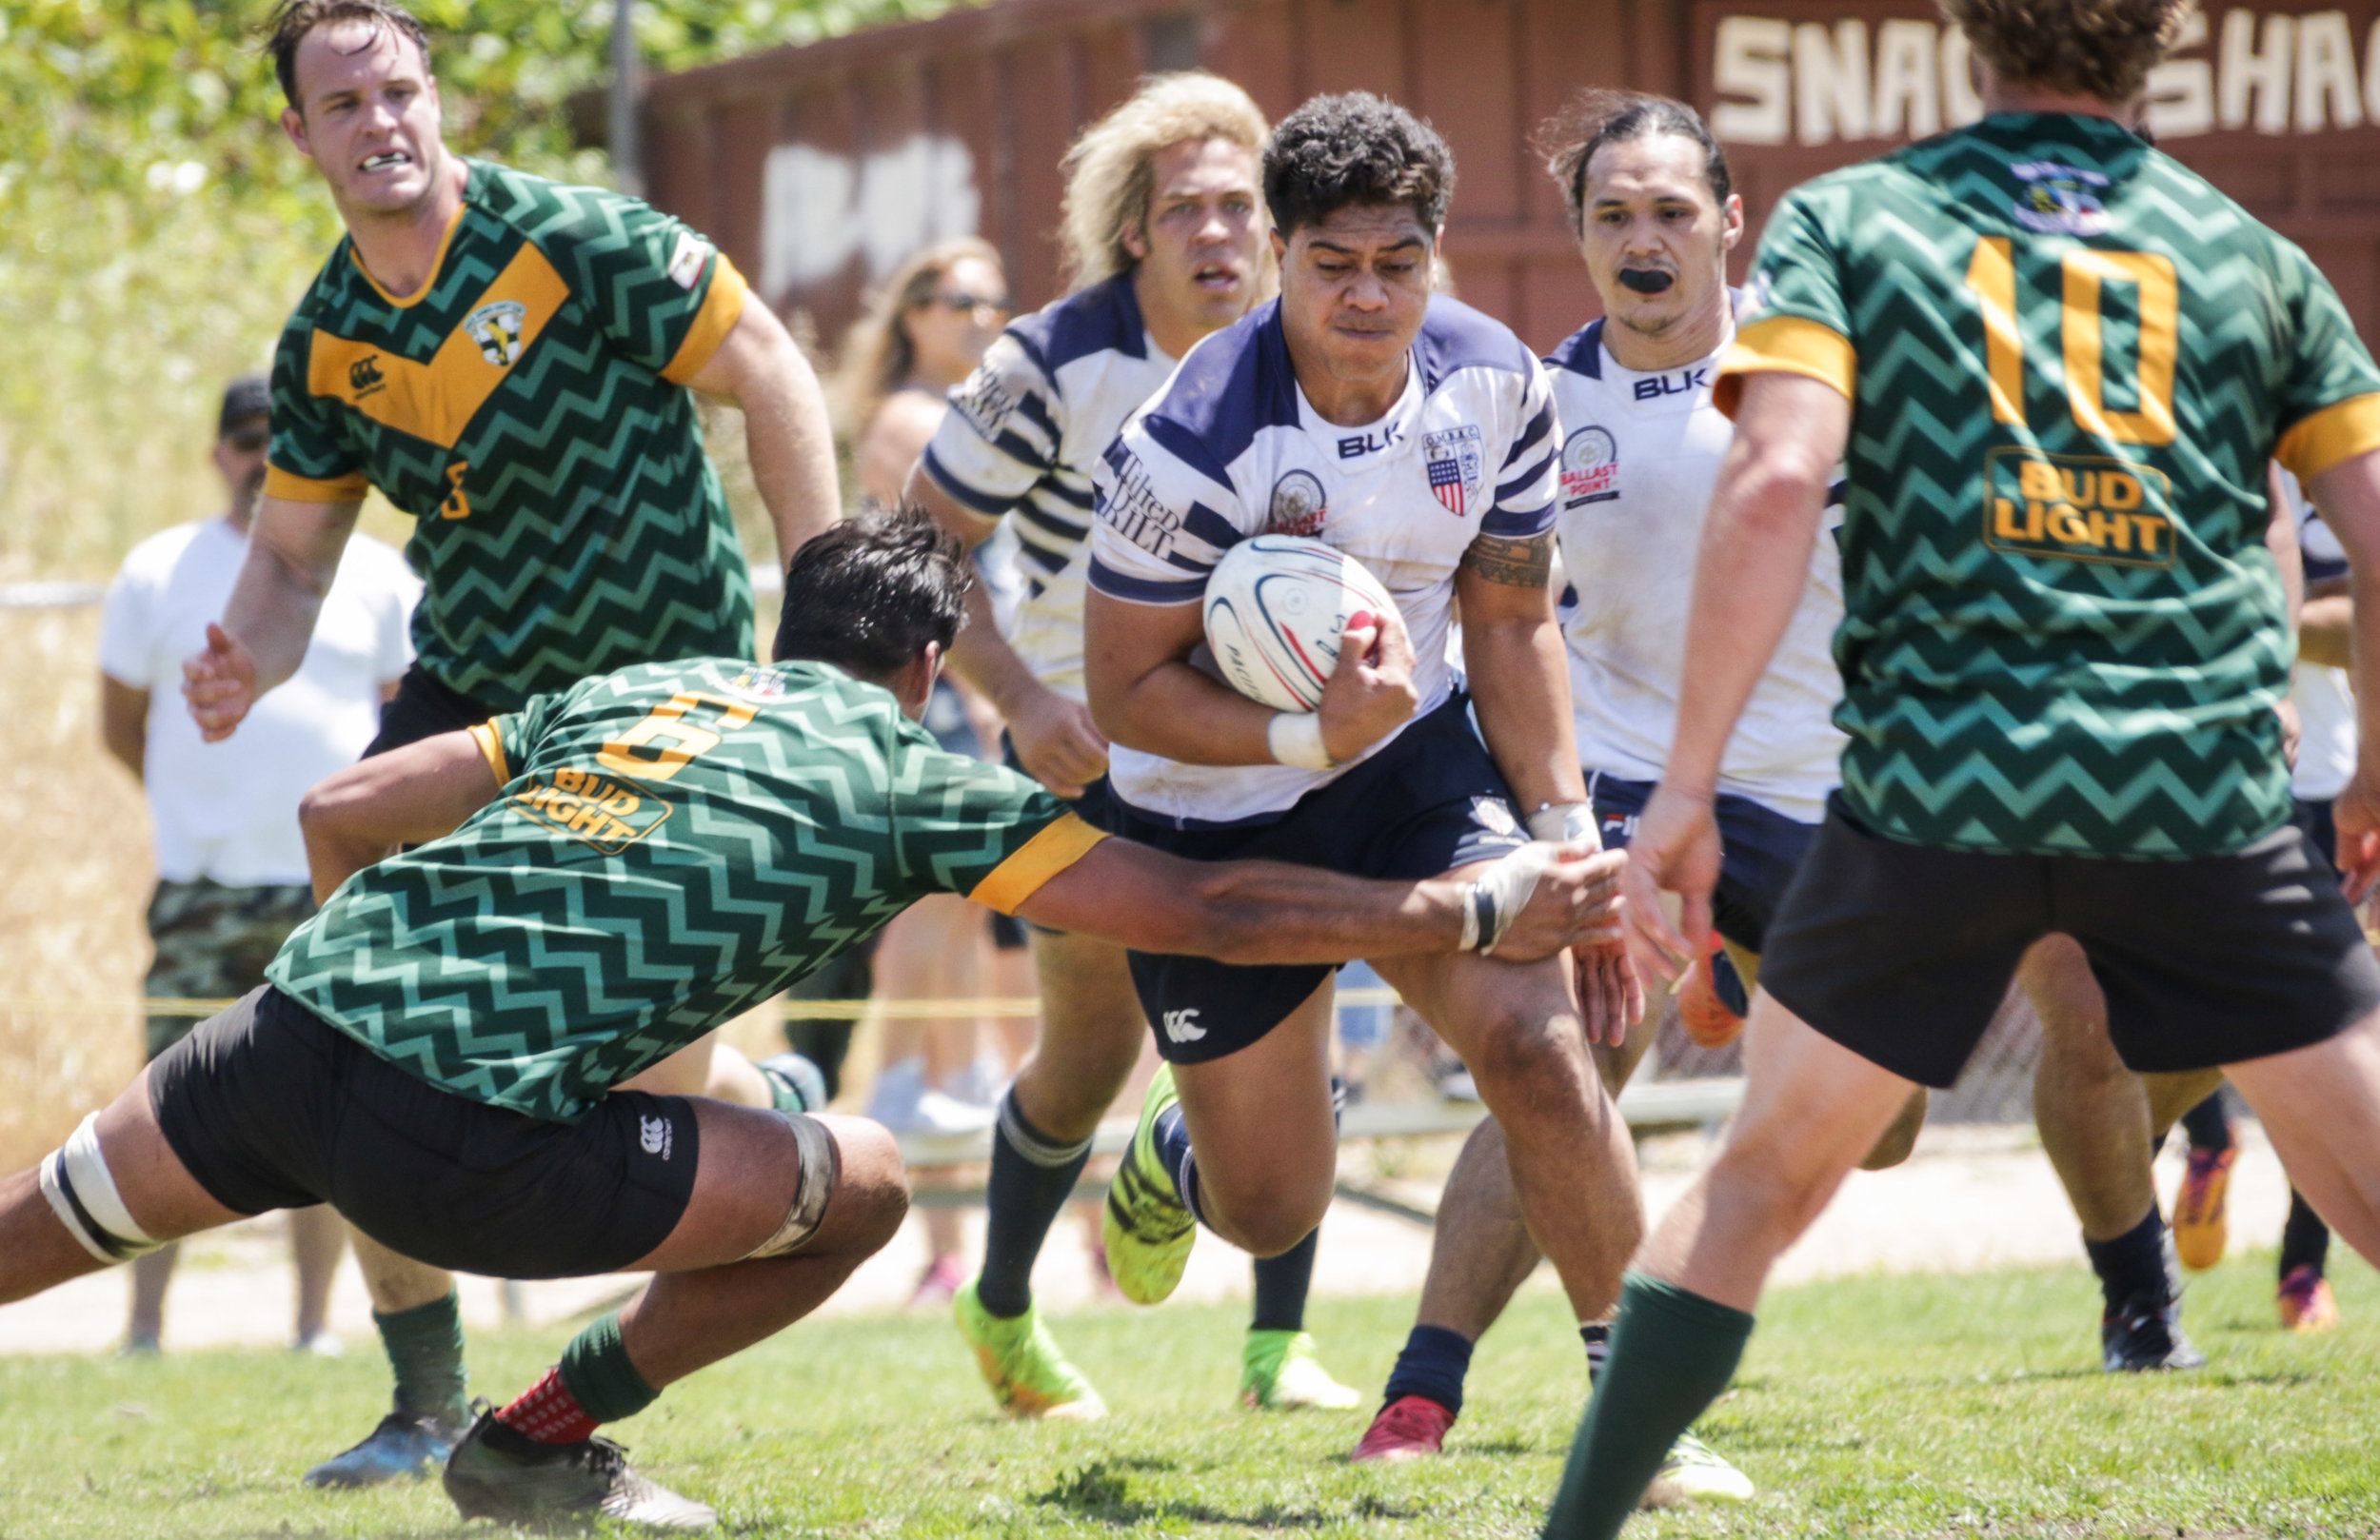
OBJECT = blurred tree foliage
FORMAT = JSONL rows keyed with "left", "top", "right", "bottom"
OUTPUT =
{"left": 0, "top": 0, "right": 956, "bottom": 577}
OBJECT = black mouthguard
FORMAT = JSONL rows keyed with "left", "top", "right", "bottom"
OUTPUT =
{"left": 1617, "top": 269, "right": 1675, "bottom": 294}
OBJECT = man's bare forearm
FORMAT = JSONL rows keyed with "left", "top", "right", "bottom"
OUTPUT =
{"left": 744, "top": 362, "right": 842, "bottom": 561}
{"left": 225, "top": 512, "right": 349, "bottom": 694}
{"left": 1181, "top": 860, "right": 1467, "bottom": 964}
{"left": 1465, "top": 617, "right": 1586, "bottom": 812}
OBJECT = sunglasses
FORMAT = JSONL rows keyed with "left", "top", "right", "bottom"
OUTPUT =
{"left": 926, "top": 291, "right": 1011, "bottom": 316}
{"left": 223, "top": 427, "right": 271, "bottom": 452}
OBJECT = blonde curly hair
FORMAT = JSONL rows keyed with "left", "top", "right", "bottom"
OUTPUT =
{"left": 1060, "top": 71, "right": 1269, "bottom": 290}
{"left": 1939, "top": 0, "right": 2189, "bottom": 104}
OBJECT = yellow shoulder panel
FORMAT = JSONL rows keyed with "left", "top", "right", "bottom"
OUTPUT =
{"left": 967, "top": 813, "right": 1109, "bottom": 917}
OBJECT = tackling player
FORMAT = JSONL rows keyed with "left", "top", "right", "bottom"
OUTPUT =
{"left": 1546, "top": 0, "right": 2380, "bottom": 1530}
{"left": 1083, "top": 92, "right": 1653, "bottom": 1380}
{"left": 0, "top": 513, "right": 1623, "bottom": 1532}
{"left": 181, "top": 0, "right": 842, "bottom": 1485}
{"left": 906, "top": 76, "right": 1363, "bottom": 1415}
{"left": 1351, "top": 93, "right": 1924, "bottom": 1497}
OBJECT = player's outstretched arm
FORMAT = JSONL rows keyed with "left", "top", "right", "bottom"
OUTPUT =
{"left": 908, "top": 465, "right": 1109, "bottom": 799}
{"left": 2308, "top": 445, "right": 2380, "bottom": 896}
{"left": 686, "top": 302, "right": 842, "bottom": 561}
{"left": 1012, "top": 836, "right": 1625, "bottom": 966}
{"left": 297, "top": 729, "right": 502, "bottom": 903}
{"left": 182, "top": 495, "right": 359, "bottom": 741}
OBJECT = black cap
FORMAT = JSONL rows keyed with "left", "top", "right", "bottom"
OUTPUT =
{"left": 218, "top": 373, "right": 271, "bottom": 438}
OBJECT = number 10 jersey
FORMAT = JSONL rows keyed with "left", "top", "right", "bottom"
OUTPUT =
{"left": 1721, "top": 111, "right": 2380, "bottom": 860}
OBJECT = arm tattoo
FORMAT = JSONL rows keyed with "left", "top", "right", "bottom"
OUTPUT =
{"left": 1459, "top": 533, "right": 1554, "bottom": 589}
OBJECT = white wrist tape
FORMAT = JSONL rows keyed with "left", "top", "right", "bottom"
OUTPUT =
{"left": 40, "top": 1113, "right": 162, "bottom": 1265}
{"left": 1266, "top": 711, "right": 1336, "bottom": 771}
{"left": 1462, "top": 843, "right": 1557, "bottom": 955}
{"left": 1526, "top": 801, "right": 1597, "bottom": 846}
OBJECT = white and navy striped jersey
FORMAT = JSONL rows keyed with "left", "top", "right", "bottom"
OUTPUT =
{"left": 2288, "top": 471, "right": 2355, "bottom": 802}
{"left": 921, "top": 274, "right": 1178, "bottom": 703}
{"left": 1090, "top": 294, "right": 1560, "bottom": 822}
{"left": 1548, "top": 308, "right": 1846, "bottom": 823}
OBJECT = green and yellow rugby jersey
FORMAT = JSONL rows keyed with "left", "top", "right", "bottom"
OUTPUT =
{"left": 265, "top": 159, "right": 755, "bottom": 709}
{"left": 265, "top": 659, "right": 1103, "bottom": 1123}
{"left": 1718, "top": 112, "right": 2380, "bottom": 859}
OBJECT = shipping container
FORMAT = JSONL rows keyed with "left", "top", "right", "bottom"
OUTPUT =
{"left": 626, "top": 0, "right": 2380, "bottom": 353}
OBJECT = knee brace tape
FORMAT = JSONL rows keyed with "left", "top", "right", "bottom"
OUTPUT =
{"left": 38, "top": 1113, "right": 161, "bottom": 1264}
{"left": 744, "top": 1112, "right": 842, "bottom": 1260}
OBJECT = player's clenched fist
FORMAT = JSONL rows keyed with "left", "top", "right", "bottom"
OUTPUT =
{"left": 181, "top": 622, "right": 260, "bottom": 743}
{"left": 1317, "top": 606, "right": 1418, "bottom": 764}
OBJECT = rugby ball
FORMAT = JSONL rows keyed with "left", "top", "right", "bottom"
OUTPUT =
{"left": 1202, "top": 535, "right": 1397, "bottom": 713}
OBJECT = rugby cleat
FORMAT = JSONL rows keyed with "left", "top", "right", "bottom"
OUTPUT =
{"left": 444, "top": 1410, "right": 715, "bottom": 1531}
{"left": 1676, "top": 954, "right": 1746, "bottom": 1050}
{"left": 1350, "top": 1393, "right": 1456, "bottom": 1461}
{"left": 953, "top": 1281, "right": 1108, "bottom": 1420}
{"left": 1240, "top": 1329, "right": 1361, "bottom": 1411}
{"left": 2101, "top": 1295, "right": 2207, "bottom": 1372}
{"left": 1640, "top": 1431, "right": 1756, "bottom": 1510}
{"left": 2172, "top": 1144, "right": 2236, "bottom": 1272}
{"left": 303, "top": 1409, "right": 463, "bottom": 1488}
{"left": 1101, "top": 1065, "right": 1196, "bottom": 1306}
{"left": 2278, "top": 1265, "right": 2341, "bottom": 1333}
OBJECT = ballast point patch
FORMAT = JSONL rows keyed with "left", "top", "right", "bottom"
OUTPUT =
{"left": 1983, "top": 450, "right": 2174, "bottom": 568}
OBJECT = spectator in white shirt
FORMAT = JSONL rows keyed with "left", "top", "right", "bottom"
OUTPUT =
{"left": 97, "top": 373, "right": 419, "bottom": 1354}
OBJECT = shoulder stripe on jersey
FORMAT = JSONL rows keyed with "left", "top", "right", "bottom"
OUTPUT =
{"left": 1180, "top": 499, "right": 1243, "bottom": 554}
{"left": 1018, "top": 541, "right": 1069, "bottom": 576}
{"left": 1496, "top": 448, "right": 1557, "bottom": 504}
{"left": 1142, "top": 414, "right": 1240, "bottom": 498}
{"left": 919, "top": 445, "right": 1012, "bottom": 520}
{"left": 1501, "top": 402, "right": 1556, "bottom": 469}
{"left": 1015, "top": 500, "right": 1090, "bottom": 543}
{"left": 466, "top": 721, "right": 510, "bottom": 785}
{"left": 1013, "top": 389, "right": 1061, "bottom": 444}
{"left": 968, "top": 813, "right": 1109, "bottom": 915}
{"left": 1012, "top": 273, "right": 1149, "bottom": 371}
{"left": 1481, "top": 503, "right": 1558, "bottom": 539}
{"left": 1089, "top": 556, "right": 1208, "bottom": 604}
{"left": 1416, "top": 294, "right": 1535, "bottom": 390}
{"left": 2277, "top": 392, "right": 2380, "bottom": 484}
{"left": 660, "top": 254, "right": 748, "bottom": 384}
{"left": 1714, "top": 316, "right": 1855, "bottom": 420}
{"left": 266, "top": 464, "right": 371, "bottom": 503}
{"left": 1139, "top": 304, "right": 1300, "bottom": 466}
{"left": 1044, "top": 479, "right": 1095, "bottom": 510}
{"left": 1544, "top": 318, "right": 1606, "bottom": 381}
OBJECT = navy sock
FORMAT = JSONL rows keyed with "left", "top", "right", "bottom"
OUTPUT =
{"left": 2179, "top": 1091, "right": 2232, "bottom": 1155}
{"left": 2279, "top": 1188, "right": 2331, "bottom": 1279}
{"left": 2083, "top": 1206, "right": 2171, "bottom": 1313}
{"left": 1250, "top": 1228, "right": 1319, "bottom": 1333}
{"left": 1152, "top": 1099, "right": 1206, "bottom": 1226}
{"left": 976, "top": 1091, "right": 1093, "bottom": 1320}
{"left": 1381, "top": 1324, "right": 1474, "bottom": 1416}
{"left": 1579, "top": 1320, "right": 1611, "bottom": 1382}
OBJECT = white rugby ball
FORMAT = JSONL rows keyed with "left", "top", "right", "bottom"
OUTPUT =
{"left": 1202, "top": 535, "right": 1397, "bottom": 714}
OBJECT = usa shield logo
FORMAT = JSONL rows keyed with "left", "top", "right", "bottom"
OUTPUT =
{"left": 1423, "top": 425, "right": 1483, "bottom": 518}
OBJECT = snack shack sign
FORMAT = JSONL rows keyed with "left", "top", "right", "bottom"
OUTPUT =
{"left": 1697, "top": 5, "right": 2380, "bottom": 145}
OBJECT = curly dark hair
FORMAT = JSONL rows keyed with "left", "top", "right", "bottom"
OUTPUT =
{"left": 773, "top": 507, "right": 973, "bottom": 682}
{"left": 263, "top": 0, "right": 432, "bottom": 108}
{"left": 1536, "top": 91, "right": 1732, "bottom": 238}
{"left": 1263, "top": 92, "right": 1456, "bottom": 237}
{"left": 1940, "top": 0, "right": 2188, "bottom": 103}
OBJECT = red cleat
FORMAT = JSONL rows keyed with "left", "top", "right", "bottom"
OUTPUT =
{"left": 1677, "top": 953, "right": 1745, "bottom": 1050}
{"left": 1350, "top": 1394, "right": 1455, "bottom": 1463}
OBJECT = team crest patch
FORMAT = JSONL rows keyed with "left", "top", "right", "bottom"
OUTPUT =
{"left": 464, "top": 300, "right": 528, "bottom": 367}
{"left": 1267, "top": 469, "right": 1327, "bottom": 535}
{"left": 666, "top": 229, "right": 712, "bottom": 291}
{"left": 1472, "top": 797, "right": 1518, "bottom": 837}
{"left": 2010, "top": 160, "right": 2111, "bottom": 237}
{"left": 1560, "top": 426, "right": 1618, "bottom": 507}
{"left": 1423, "top": 424, "right": 1484, "bottom": 518}
{"left": 724, "top": 666, "right": 793, "bottom": 703}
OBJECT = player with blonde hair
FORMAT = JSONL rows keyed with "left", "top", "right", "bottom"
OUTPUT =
{"left": 906, "top": 72, "right": 1361, "bottom": 1420}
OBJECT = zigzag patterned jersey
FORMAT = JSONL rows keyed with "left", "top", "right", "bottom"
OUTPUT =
{"left": 265, "top": 659, "right": 1101, "bottom": 1123}
{"left": 1719, "top": 112, "right": 2380, "bottom": 859}
{"left": 265, "top": 160, "right": 755, "bottom": 709}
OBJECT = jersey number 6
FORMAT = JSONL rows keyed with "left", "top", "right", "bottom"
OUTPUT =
{"left": 1965, "top": 237, "right": 2177, "bottom": 447}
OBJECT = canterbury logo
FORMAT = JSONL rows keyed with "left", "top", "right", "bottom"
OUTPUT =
{"left": 639, "top": 1116, "right": 673, "bottom": 1159}
{"left": 1161, "top": 1008, "right": 1206, "bottom": 1044}
{"left": 347, "top": 356, "right": 385, "bottom": 395}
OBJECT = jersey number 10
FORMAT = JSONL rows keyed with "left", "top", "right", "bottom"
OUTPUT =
{"left": 1965, "top": 238, "right": 2177, "bottom": 446}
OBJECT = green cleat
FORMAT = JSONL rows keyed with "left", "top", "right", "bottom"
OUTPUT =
{"left": 1240, "top": 1329, "right": 1361, "bottom": 1411}
{"left": 953, "top": 1281, "right": 1107, "bottom": 1421}
{"left": 1640, "top": 1430, "right": 1755, "bottom": 1510}
{"left": 1101, "top": 1064, "right": 1197, "bottom": 1305}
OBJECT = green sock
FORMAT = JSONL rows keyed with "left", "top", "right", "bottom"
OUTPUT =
{"left": 376, "top": 1290, "right": 469, "bottom": 1427}
{"left": 1543, "top": 1273, "right": 1754, "bottom": 1540}
{"left": 558, "top": 1312, "right": 660, "bottom": 1425}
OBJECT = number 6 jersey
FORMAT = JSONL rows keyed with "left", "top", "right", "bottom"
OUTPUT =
{"left": 1720, "top": 111, "right": 2380, "bottom": 859}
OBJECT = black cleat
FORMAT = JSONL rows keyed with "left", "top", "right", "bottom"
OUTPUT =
{"left": 443, "top": 1409, "right": 715, "bottom": 1531}
{"left": 2101, "top": 1294, "right": 2207, "bottom": 1372}
{"left": 303, "top": 1409, "right": 462, "bottom": 1488}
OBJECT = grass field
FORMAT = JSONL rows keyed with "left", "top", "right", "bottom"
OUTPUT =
{"left": 2, "top": 1255, "right": 2372, "bottom": 1538}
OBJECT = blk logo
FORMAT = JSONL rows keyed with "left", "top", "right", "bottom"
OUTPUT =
{"left": 1162, "top": 1008, "right": 1206, "bottom": 1044}
{"left": 1338, "top": 422, "right": 1404, "bottom": 458}
{"left": 1632, "top": 366, "right": 1708, "bottom": 401}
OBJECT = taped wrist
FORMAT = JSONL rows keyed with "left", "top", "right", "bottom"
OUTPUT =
{"left": 1266, "top": 712, "right": 1336, "bottom": 771}
{"left": 1527, "top": 801, "right": 1597, "bottom": 846}
{"left": 39, "top": 1113, "right": 164, "bottom": 1264}
{"left": 1462, "top": 844, "right": 1557, "bottom": 956}
{"left": 743, "top": 1112, "right": 841, "bottom": 1260}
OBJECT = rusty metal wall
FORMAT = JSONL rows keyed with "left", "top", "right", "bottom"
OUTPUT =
{"left": 638, "top": 0, "right": 2380, "bottom": 359}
